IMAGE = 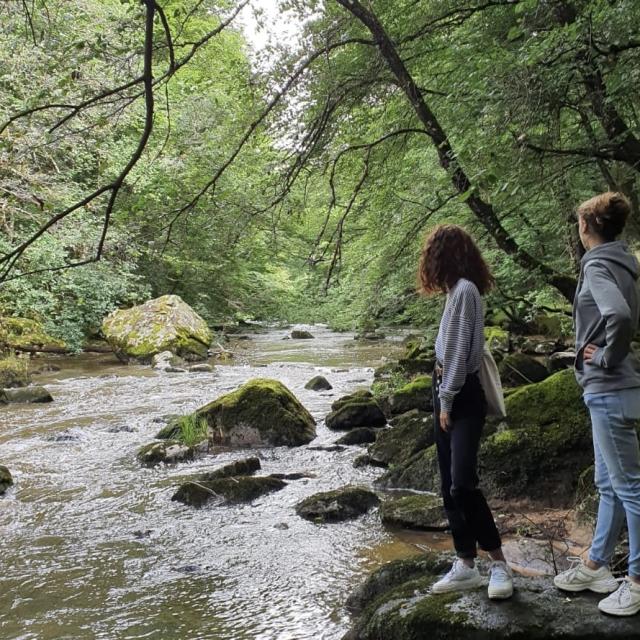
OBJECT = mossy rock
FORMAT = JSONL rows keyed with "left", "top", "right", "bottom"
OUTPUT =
{"left": 195, "top": 378, "right": 316, "bottom": 447}
{"left": 548, "top": 351, "right": 576, "bottom": 373}
{"left": 368, "top": 410, "right": 433, "bottom": 467}
{"left": 345, "top": 553, "right": 451, "bottom": 614}
{"left": 0, "top": 465, "right": 13, "bottom": 495}
{"left": 480, "top": 370, "right": 592, "bottom": 506}
{"left": 0, "top": 317, "right": 66, "bottom": 352}
{"left": 387, "top": 376, "right": 432, "bottom": 415}
{"left": 498, "top": 352, "right": 549, "bottom": 387}
{"left": 295, "top": 485, "right": 379, "bottom": 522}
{"left": 172, "top": 476, "right": 286, "bottom": 508}
{"left": 291, "top": 330, "right": 314, "bottom": 339}
{"left": 332, "top": 390, "right": 373, "bottom": 412}
{"left": 0, "top": 354, "right": 31, "bottom": 388}
{"left": 0, "top": 386, "right": 53, "bottom": 404}
{"left": 373, "top": 362, "right": 404, "bottom": 380}
{"left": 102, "top": 295, "right": 212, "bottom": 363}
{"left": 325, "top": 400, "right": 386, "bottom": 431}
{"left": 344, "top": 562, "right": 640, "bottom": 640}
{"left": 199, "top": 457, "right": 261, "bottom": 481}
{"left": 136, "top": 440, "right": 206, "bottom": 466}
{"left": 335, "top": 428, "right": 378, "bottom": 446}
{"left": 305, "top": 375, "right": 333, "bottom": 391}
{"left": 375, "top": 444, "right": 439, "bottom": 493}
{"left": 484, "top": 325, "right": 510, "bottom": 353}
{"left": 379, "top": 494, "right": 447, "bottom": 531}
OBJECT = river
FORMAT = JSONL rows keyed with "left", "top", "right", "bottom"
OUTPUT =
{"left": 0, "top": 325, "right": 440, "bottom": 640}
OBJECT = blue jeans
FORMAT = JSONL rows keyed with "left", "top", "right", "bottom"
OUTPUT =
{"left": 584, "top": 388, "right": 640, "bottom": 578}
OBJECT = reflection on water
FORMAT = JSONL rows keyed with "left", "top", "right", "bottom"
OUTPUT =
{"left": 0, "top": 326, "right": 425, "bottom": 640}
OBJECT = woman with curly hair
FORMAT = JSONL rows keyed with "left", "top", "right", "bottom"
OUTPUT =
{"left": 418, "top": 224, "right": 513, "bottom": 599}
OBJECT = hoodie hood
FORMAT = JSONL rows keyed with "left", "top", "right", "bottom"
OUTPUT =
{"left": 581, "top": 240, "right": 639, "bottom": 280}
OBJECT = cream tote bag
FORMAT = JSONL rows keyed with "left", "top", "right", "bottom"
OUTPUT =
{"left": 479, "top": 343, "right": 507, "bottom": 418}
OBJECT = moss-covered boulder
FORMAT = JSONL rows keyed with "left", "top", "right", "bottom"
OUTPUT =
{"left": 331, "top": 390, "right": 373, "bottom": 411}
{"left": 305, "top": 375, "right": 333, "bottom": 391}
{"left": 480, "top": 369, "right": 592, "bottom": 506}
{"left": 0, "top": 353, "right": 31, "bottom": 388}
{"left": 484, "top": 326, "right": 510, "bottom": 354}
{"left": 326, "top": 396, "right": 386, "bottom": 431}
{"left": 296, "top": 486, "right": 380, "bottom": 522}
{"left": 498, "top": 352, "right": 549, "bottom": 387}
{"left": 136, "top": 440, "right": 206, "bottom": 466}
{"left": 368, "top": 410, "right": 433, "bottom": 467}
{"left": 344, "top": 556, "right": 640, "bottom": 640}
{"left": 172, "top": 476, "right": 286, "bottom": 508}
{"left": 0, "top": 465, "right": 13, "bottom": 495}
{"left": 335, "top": 427, "right": 378, "bottom": 446}
{"left": 398, "top": 339, "right": 436, "bottom": 375}
{"left": 387, "top": 376, "right": 432, "bottom": 415}
{"left": 102, "top": 295, "right": 212, "bottom": 362}
{"left": 379, "top": 494, "right": 447, "bottom": 531}
{"left": 200, "top": 457, "right": 261, "bottom": 481}
{"left": 291, "top": 329, "right": 314, "bottom": 339}
{"left": 375, "top": 445, "right": 439, "bottom": 493}
{"left": 195, "top": 378, "right": 316, "bottom": 447}
{"left": 0, "top": 317, "right": 66, "bottom": 352}
{"left": 0, "top": 386, "right": 53, "bottom": 404}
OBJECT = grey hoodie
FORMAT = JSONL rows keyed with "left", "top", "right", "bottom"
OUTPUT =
{"left": 573, "top": 240, "right": 640, "bottom": 393}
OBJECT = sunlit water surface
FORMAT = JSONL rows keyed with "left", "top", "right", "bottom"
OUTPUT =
{"left": 0, "top": 325, "right": 430, "bottom": 640}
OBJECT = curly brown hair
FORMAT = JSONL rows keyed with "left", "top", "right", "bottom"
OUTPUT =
{"left": 418, "top": 224, "right": 494, "bottom": 295}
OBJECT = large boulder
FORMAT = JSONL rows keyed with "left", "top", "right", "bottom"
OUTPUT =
{"left": 0, "top": 465, "right": 13, "bottom": 495}
{"left": 398, "top": 338, "right": 436, "bottom": 375}
{"left": 195, "top": 378, "right": 316, "bottom": 447}
{"left": 387, "top": 376, "right": 432, "bottom": 414}
{"left": 379, "top": 494, "right": 447, "bottom": 531}
{"left": 480, "top": 369, "right": 592, "bottom": 506}
{"left": 498, "top": 352, "right": 549, "bottom": 387}
{"left": 0, "top": 354, "right": 31, "bottom": 388}
{"left": 0, "top": 386, "right": 53, "bottom": 404}
{"left": 102, "top": 295, "right": 212, "bottom": 362}
{"left": 326, "top": 394, "right": 386, "bottom": 431}
{"left": 344, "top": 555, "right": 640, "bottom": 640}
{"left": 305, "top": 375, "right": 333, "bottom": 391}
{"left": 0, "top": 317, "right": 66, "bottom": 352}
{"left": 368, "top": 410, "right": 433, "bottom": 467}
{"left": 296, "top": 486, "right": 380, "bottom": 522}
{"left": 172, "top": 476, "right": 286, "bottom": 508}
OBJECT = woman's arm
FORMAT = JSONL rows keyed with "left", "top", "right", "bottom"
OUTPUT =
{"left": 439, "top": 282, "right": 477, "bottom": 413}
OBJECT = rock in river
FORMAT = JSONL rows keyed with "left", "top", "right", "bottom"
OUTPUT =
{"left": 172, "top": 476, "right": 286, "bottom": 508}
{"left": 335, "top": 428, "right": 378, "bottom": 446}
{"left": 291, "top": 329, "right": 314, "bottom": 339}
{"left": 0, "top": 465, "right": 13, "bottom": 495}
{"left": 0, "top": 386, "right": 53, "bottom": 404}
{"left": 195, "top": 378, "right": 316, "bottom": 447}
{"left": 325, "top": 393, "right": 386, "bottom": 431}
{"left": 136, "top": 440, "right": 207, "bottom": 466}
{"left": 343, "top": 554, "right": 640, "bottom": 640}
{"left": 304, "top": 375, "right": 333, "bottom": 391}
{"left": 102, "top": 294, "right": 212, "bottom": 362}
{"left": 368, "top": 410, "right": 433, "bottom": 467}
{"left": 387, "top": 376, "right": 432, "bottom": 414}
{"left": 379, "top": 494, "right": 447, "bottom": 531}
{"left": 296, "top": 486, "right": 379, "bottom": 522}
{"left": 199, "top": 457, "right": 261, "bottom": 480}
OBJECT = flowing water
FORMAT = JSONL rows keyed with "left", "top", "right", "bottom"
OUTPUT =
{"left": 0, "top": 325, "right": 431, "bottom": 640}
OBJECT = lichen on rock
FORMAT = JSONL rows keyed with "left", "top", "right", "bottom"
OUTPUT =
{"left": 0, "top": 317, "right": 66, "bottom": 352}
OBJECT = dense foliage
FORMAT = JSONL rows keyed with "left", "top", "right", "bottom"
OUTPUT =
{"left": 1, "top": 0, "right": 639, "bottom": 346}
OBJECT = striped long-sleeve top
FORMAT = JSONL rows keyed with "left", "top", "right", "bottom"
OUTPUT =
{"left": 434, "top": 278, "right": 484, "bottom": 413}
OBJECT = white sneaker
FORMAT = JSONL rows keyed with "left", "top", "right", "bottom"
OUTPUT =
{"left": 598, "top": 578, "right": 640, "bottom": 616}
{"left": 488, "top": 560, "right": 514, "bottom": 599}
{"left": 431, "top": 558, "right": 483, "bottom": 594}
{"left": 553, "top": 557, "right": 618, "bottom": 594}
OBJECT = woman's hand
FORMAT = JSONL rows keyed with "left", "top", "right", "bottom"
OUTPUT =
{"left": 583, "top": 343, "right": 599, "bottom": 364}
{"left": 439, "top": 411, "right": 451, "bottom": 432}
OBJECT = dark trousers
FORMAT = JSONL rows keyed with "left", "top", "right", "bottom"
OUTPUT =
{"left": 432, "top": 370, "right": 501, "bottom": 559}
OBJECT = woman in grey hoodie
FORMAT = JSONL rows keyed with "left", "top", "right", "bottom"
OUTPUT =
{"left": 554, "top": 192, "right": 640, "bottom": 616}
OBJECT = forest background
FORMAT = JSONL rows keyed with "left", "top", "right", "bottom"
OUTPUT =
{"left": 1, "top": 0, "right": 639, "bottom": 350}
